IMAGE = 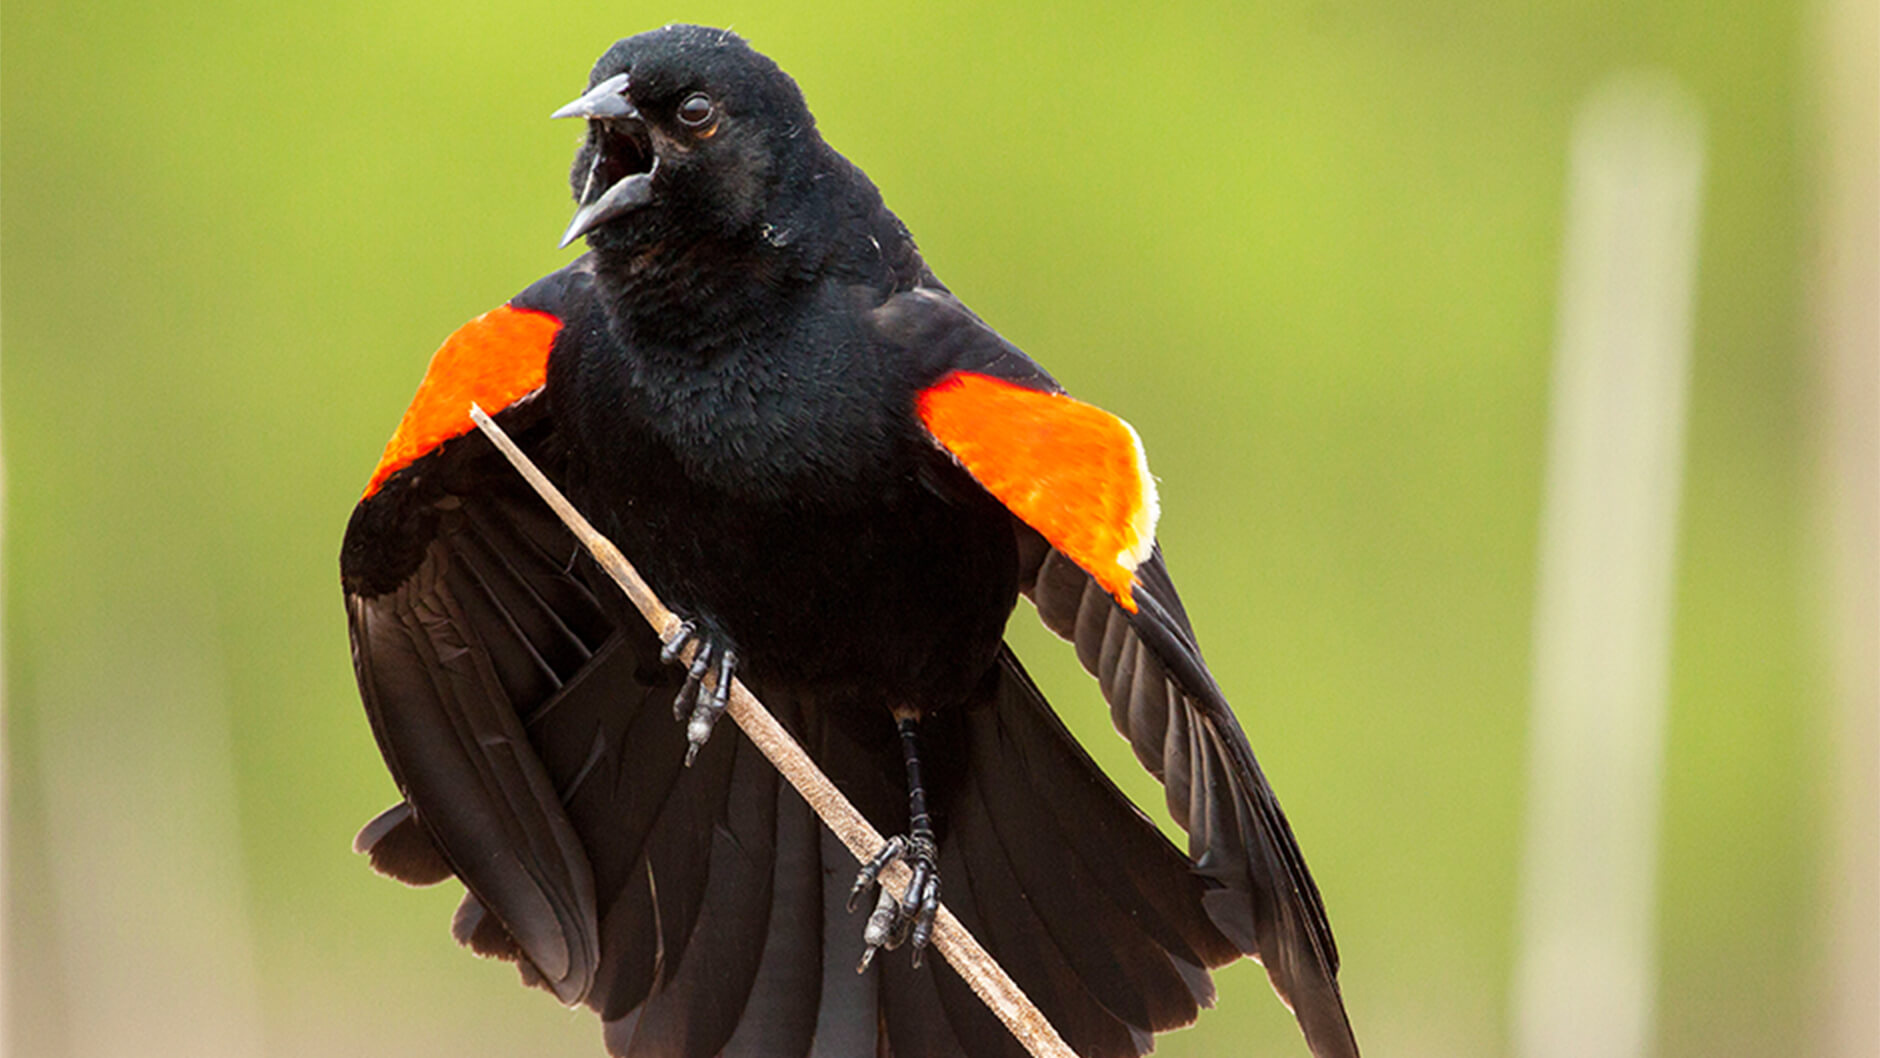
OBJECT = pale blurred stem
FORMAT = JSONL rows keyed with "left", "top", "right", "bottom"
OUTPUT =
{"left": 467, "top": 404, "right": 1075, "bottom": 1058}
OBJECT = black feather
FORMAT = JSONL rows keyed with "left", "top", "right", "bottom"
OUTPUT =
{"left": 353, "top": 801, "right": 453, "bottom": 887}
{"left": 1026, "top": 548, "right": 1358, "bottom": 1058}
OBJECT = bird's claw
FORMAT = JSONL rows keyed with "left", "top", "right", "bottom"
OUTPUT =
{"left": 659, "top": 619, "right": 696, "bottom": 666}
{"left": 660, "top": 619, "right": 737, "bottom": 766}
{"left": 851, "top": 832, "right": 940, "bottom": 971}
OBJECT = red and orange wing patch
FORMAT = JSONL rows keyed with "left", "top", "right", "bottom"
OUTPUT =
{"left": 917, "top": 371, "right": 1159, "bottom": 611}
{"left": 364, "top": 304, "right": 562, "bottom": 498}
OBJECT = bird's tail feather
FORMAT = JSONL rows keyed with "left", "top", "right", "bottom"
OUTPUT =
{"left": 360, "top": 645, "right": 1238, "bottom": 1058}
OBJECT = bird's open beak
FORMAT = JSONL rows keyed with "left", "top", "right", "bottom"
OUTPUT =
{"left": 551, "top": 72, "right": 637, "bottom": 121}
{"left": 553, "top": 73, "right": 657, "bottom": 247}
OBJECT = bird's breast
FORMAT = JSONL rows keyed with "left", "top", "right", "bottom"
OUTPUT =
{"left": 608, "top": 334, "right": 905, "bottom": 503}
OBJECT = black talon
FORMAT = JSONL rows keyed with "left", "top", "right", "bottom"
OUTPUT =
{"left": 862, "top": 886, "right": 903, "bottom": 961}
{"left": 683, "top": 644, "right": 736, "bottom": 765}
{"left": 909, "top": 873, "right": 940, "bottom": 961}
{"left": 677, "top": 646, "right": 713, "bottom": 721}
{"left": 710, "top": 647, "right": 735, "bottom": 712}
{"left": 900, "top": 838, "right": 935, "bottom": 920}
{"left": 852, "top": 714, "right": 943, "bottom": 971}
{"left": 900, "top": 834, "right": 940, "bottom": 966}
{"left": 849, "top": 835, "right": 906, "bottom": 913}
{"left": 658, "top": 618, "right": 738, "bottom": 766}
{"left": 659, "top": 619, "right": 696, "bottom": 665}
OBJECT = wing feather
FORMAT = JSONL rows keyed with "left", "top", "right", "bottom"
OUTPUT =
{"left": 876, "top": 282, "right": 1359, "bottom": 1056}
{"left": 1028, "top": 547, "right": 1358, "bottom": 1057}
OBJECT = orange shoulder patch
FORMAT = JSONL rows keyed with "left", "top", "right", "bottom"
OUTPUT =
{"left": 364, "top": 304, "right": 562, "bottom": 498}
{"left": 917, "top": 371, "right": 1159, "bottom": 610}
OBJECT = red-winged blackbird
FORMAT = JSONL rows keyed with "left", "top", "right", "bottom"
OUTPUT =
{"left": 343, "top": 24, "right": 1358, "bottom": 1058}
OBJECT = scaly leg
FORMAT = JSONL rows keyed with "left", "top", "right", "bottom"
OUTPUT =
{"left": 849, "top": 712, "right": 942, "bottom": 969}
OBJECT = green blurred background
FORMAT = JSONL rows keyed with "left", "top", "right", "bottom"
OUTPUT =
{"left": 4, "top": 1, "right": 1867, "bottom": 1057}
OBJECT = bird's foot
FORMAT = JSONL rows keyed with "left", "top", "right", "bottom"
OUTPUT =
{"left": 848, "top": 831, "right": 940, "bottom": 970}
{"left": 659, "top": 619, "right": 738, "bottom": 766}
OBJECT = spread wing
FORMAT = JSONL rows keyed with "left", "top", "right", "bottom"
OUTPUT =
{"left": 345, "top": 409, "right": 617, "bottom": 1003}
{"left": 343, "top": 268, "right": 806, "bottom": 1045}
{"left": 889, "top": 284, "right": 1360, "bottom": 1058}
{"left": 342, "top": 262, "right": 622, "bottom": 1004}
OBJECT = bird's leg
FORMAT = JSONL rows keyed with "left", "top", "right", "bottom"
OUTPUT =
{"left": 659, "top": 619, "right": 739, "bottom": 766}
{"left": 850, "top": 711, "right": 942, "bottom": 971}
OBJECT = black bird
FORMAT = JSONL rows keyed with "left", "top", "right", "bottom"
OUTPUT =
{"left": 343, "top": 24, "right": 1358, "bottom": 1058}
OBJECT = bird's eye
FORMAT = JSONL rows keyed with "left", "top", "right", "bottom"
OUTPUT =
{"left": 677, "top": 93, "right": 715, "bottom": 130}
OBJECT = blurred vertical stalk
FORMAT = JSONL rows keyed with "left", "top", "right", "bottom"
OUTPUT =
{"left": 1512, "top": 75, "right": 1705, "bottom": 1058}
{"left": 1808, "top": 0, "right": 1879, "bottom": 1054}
{"left": 31, "top": 616, "right": 265, "bottom": 1058}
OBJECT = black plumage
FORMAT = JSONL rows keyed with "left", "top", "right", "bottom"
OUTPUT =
{"left": 343, "top": 24, "right": 1357, "bottom": 1058}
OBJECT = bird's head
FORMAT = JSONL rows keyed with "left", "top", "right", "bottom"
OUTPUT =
{"left": 554, "top": 26, "right": 820, "bottom": 252}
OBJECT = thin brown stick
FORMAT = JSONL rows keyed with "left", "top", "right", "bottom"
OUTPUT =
{"left": 468, "top": 404, "right": 1077, "bottom": 1058}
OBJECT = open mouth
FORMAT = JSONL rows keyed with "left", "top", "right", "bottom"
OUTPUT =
{"left": 584, "top": 119, "right": 653, "bottom": 201}
{"left": 553, "top": 73, "right": 660, "bottom": 247}
{"left": 560, "top": 120, "right": 658, "bottom": 248}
